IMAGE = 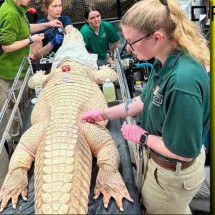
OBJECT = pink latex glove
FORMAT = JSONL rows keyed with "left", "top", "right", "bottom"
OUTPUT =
{"left": 121, "top": 124, "right": 147, "bottom": 143}
{"left": 81, "top": 110, "right": 105, "bottom": 123}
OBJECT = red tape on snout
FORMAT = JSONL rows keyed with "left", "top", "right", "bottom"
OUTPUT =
{"left": 61, "top": 65, "right": 71, "bottom": 72}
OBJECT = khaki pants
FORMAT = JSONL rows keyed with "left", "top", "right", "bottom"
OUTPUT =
{"left": 0, "top": 79, "right": 29, "bottom": 139}
{"left": 0, "top": 79, "right": 30, "bottom": 188}
{"left": 141, "top": 147, "right": 206, "bottom": 214}
{"left": 0, "top": 78, "right": 30, "bottom": 189}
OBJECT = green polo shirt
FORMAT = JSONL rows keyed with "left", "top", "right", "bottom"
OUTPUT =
{"left": 80, "top": 20, "right": 119, "bottom": 60}
{"left": 0, "top": 0, "right": 30, "bottom": 80}
{"left": 140, "top": 49, "right": 210, "bottom": 159}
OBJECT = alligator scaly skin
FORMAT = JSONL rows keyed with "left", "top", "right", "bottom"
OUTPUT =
{"left": 0, "top": 29, "right": 132, "bottom": 214}
{"left": 34, "top": 61, "right": 109, "bottom": 214}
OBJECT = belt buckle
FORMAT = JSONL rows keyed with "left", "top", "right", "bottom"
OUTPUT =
{"left": 175, "top": 162, "right": 182, "bottom": 174}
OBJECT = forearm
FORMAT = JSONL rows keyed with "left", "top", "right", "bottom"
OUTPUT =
{"left": 110, "top": 42, "right": 119, "bottom": 58}
{"left": 32, "top": 42, "right": 53, "bottom": 60}
{"left": 2, "top": 38, "right": 29, "bottom": 53}
{"left": 104, "top": 96, "right": 143, "bottom": 120}
{"left": 64, "top": 25, "right": 73, "bottom": 33}
{"left": 147, "top": 135, "right": 193, "bottom": 161}
{"left": 30, "top": 23, "right": 52, "bottom": 34}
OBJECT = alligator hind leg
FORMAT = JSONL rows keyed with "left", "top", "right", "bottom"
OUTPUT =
{"left": 0, "top": 121, "right": 47, "bottom": 212}
{"left": 81, "top": 123, "right": 133, "bottom": 212}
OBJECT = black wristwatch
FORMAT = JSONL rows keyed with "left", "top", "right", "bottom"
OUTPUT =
{"left": 139, "top": 133, "right": 150, "bottom": 146}
{"left": 29, "top": 36, "right": 33, "bottom": 45}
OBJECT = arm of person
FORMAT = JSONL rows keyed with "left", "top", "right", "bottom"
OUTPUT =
{"left": 61, "top": 16, "right": 73, "bottom": 33}
{"left": 1, "top": 34, "right": 44, "bottom": 53}
{"left": 32, "top": 33, "right": 63, "bottom": 60}
{"left": 31, "top": 41, "right": 53, "bottom": 61}
{"left": 64, "top": 25, "right": 73, "bottom": 33}
{"left": 81, "top": 96, "right": 143, "bottom": 123}
{"left": 106, "top": 22, "right": 119, "bottom": 59}
{"left": 110, "top": 41, "right": 119, "bottom": 59}
{"left": 106, "top": 41, "right": 119, "bottom": 64}
{"left": 104, "top": 96, "right": 143, "bottom": 119}
{"left": 2, "top": 38, "right": 30, "bottom": 53}
{"left": 30, "top": 19, "right": 62, "bottom": 34}
{"left": 146, "top": 135, "right": 193, "bottom": 162}
{"left": 121, "top": 124, "right": 194, "bottom": 161}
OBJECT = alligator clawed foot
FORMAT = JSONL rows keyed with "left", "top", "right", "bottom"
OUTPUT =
{"left": 94, "top": 170, "right": 133, "bottom": 211}
{"left": 0, "top": 169, "right": 28, "bottom": 212}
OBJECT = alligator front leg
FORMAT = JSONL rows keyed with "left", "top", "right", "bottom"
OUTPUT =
{"left": 81, "top": 123, "right": 133, "bottom": 212}
{"left": 28, "top": 70, "right": 49, "bottom": 89}
{"left": 91, "top": 65, "right": 118, "bottom": 85}
{"left": 0, "top": 121, "right": 47, "bottom": 212}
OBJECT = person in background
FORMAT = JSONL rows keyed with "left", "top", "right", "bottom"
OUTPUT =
{"left": 80, "top": 6, "right": 119, "bottom": 66}
{"left": 81, "top": 0, "right": 210, "bottom": 214}
{"left": 32, "top": 0, "right": 73, "bottom": 71}
{"left": 0, "top": 0, "right": 62, "bottom": 188}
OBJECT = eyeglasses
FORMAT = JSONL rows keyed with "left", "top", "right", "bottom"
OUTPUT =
{"left": 125, "top": 34, "right": 151, "bottom": 51}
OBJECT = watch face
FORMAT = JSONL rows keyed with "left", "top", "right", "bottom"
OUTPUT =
{"left": 140, "top": 134, "right": 147, "bottom": 145}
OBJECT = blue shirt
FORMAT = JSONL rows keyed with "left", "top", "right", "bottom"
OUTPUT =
{"left": 35, "top": 16, "right": 72, "bottom": 53}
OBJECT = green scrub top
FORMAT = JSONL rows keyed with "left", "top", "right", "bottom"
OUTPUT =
{"left": 80, "top": 20, "right": 119, "bottom": 60}
{"left": 140, "top": 49, "right": 210, "bottom": 159}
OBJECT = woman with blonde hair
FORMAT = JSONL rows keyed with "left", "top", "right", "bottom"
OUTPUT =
{"left": 81, "top": 0, "right": 210, "bottom": 213}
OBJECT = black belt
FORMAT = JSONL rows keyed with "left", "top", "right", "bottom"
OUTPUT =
{"left": 150, "top": 151, "right": 195, "bottom": 171}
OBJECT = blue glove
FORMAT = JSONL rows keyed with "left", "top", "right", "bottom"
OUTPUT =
{"left": 50, "top": 34, "right": 63, "bottom": 47}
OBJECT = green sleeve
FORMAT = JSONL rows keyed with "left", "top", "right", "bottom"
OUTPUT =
{"left": 162, "top": 90, "right": 204, "bottom": 158}
{"left": 80, "top": 25, "right": 89, "bottom": 46}
{"left": 0, "top": 14, "right": 20, "bottom": 45}
{"left": 106, "top": 22, "right": 119, "bottom": 43}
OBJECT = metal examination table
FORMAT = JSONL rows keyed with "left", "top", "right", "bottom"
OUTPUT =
{"left": 0, "top": 50, "right": 142, "bottom": 214}
{"left": 1, "top": 98, "right": 141, "bottom": 214}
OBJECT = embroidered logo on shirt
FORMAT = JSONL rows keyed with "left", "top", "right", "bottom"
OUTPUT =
{"left": 152, "top": 86, "right": 163, "bottom": 106}
{"left": 101, "top": 32, "right": 106, "bottom": 38}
